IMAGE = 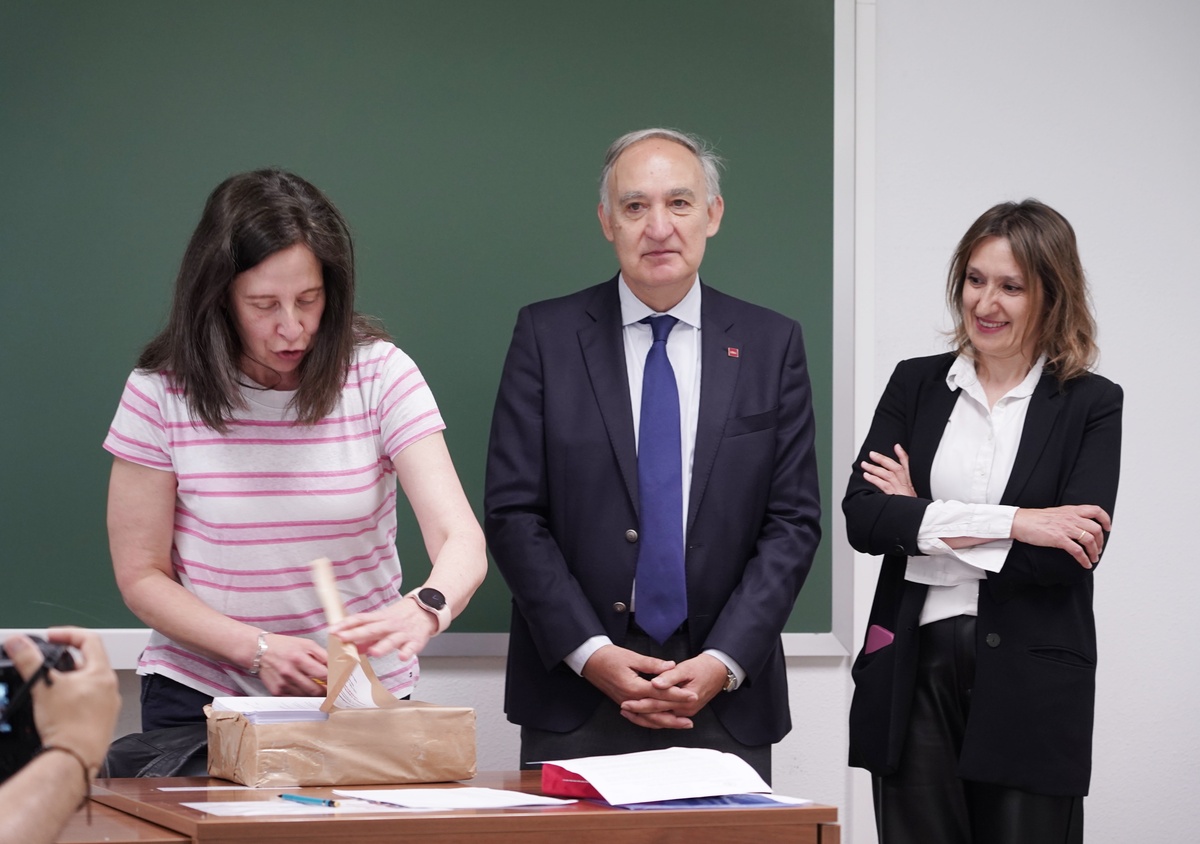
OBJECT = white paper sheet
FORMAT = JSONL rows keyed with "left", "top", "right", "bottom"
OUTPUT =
{"left": 211, "top": 696, "right": 326, "bottom": 712}
{"left": 208, "top": 662, "right": 383, "bottom": 722}
{"left": 541, "top": 747, "right": 772, "bottom": 806}
{"left": 180, "top": 800, "right": 409, "bottom": 816}
{"left": 333, "top": 787, "right": 576, "bottom": 809}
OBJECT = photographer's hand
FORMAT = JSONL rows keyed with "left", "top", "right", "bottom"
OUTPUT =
{"left": 0, "top": 628, "right": 121, "bottom": 844}
{"left": 5, "top": 627, "right": 121, "bottom": 773}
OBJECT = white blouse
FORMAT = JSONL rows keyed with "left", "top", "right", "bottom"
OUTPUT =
{"left": 908, "top": 354, "right": 1046, "bottom": 625}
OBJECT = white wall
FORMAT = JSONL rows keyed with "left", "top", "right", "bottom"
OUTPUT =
{"left": 868, "top": 0, "right": 1200, "bottom": 841}
{"left": 101, "top": 2, "right": 1200, "bottom": 841}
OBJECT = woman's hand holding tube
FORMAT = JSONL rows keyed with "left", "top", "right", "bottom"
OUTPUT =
{"left": 254, "top": 633, "right": 328, "bottom": 696}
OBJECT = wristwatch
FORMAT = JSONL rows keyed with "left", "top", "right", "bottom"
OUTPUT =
{"left": 722, "top": 665, "right": 737, "bottom": 693}
{"left": 406, "top": 587, "right": 451, "bottom": 634}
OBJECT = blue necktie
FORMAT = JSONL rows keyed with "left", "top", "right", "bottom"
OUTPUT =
{"left": 635, "top": 315, "right": 687, "bottom": 643}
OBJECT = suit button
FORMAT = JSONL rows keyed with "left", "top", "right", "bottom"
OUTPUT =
{"left": 612, "top": 602, "right": 628, "bottom": 614}
{"left": 625, "top": 529, "right": 638, "bottom": 543}
{"left": 986, "top": 633, "right": 1001, "bottom": 648}
{"left": 892, "top": 545, "right": 906, "bottom": 555}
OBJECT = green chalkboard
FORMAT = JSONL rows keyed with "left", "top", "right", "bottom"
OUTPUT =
{"left": 0, "top": 0, "right": 834, "bottom": 633}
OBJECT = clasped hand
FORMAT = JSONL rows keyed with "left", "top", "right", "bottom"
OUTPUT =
{"left": 581, "top": 645, "right": 728, "bottom": 730}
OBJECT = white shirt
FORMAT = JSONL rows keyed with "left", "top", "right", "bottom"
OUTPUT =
{"left": 565, "top": 277, "right": 744, "bottom": 688}
{"left": 908, "top": 355, "right": 1046, "bottom": 625}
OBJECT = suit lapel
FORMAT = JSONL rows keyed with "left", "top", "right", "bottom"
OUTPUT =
{"left": 909, "top": 362, "right": 960, "bottom": 499}
{"left": 579, "top": 280, "right": 640, "bottom": 510}
{"left": 1001, "top": 373, "right": 1062, "bottom": 504}
{"left": 688, "top": 285, "right": 738, "bottom": 533}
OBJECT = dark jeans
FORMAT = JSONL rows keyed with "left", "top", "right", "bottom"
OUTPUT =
{"left": 140, "top": 674, "right": 213, "bottom": 731}
{"left": 519, "top": 620, "right": 772, "bottom": 784}
{"left": 873, "top": 615, "right": 1084, "bottom": 844}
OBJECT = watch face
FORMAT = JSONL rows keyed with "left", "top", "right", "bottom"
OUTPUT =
{"left": 418, "top": 587, "right": 447, "bottom": 611}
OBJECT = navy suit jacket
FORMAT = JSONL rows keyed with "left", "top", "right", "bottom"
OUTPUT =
{"left": 484, "top": 277, "right": 822, "bottom": 746}
{"left": 843, "top": 353, "right": 1123, "bottom": 796}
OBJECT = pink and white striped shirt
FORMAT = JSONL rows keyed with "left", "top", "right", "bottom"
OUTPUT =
{"left": 103, "top": 340, "right": 445, "bottom": 699}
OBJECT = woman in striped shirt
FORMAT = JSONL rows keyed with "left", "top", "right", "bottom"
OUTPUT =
{"left": 104, "top": 169, "right": 487, "bottom": 730}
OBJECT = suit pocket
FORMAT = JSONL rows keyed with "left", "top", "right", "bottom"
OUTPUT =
{"left": 724, "top": 407, "right": 778, "bottom": 437}
{"left": 848, "top": 641, "right": 899, "bottom": 775}
{"left": 1027, "top": 645, "right": 1095, "bottom": 668}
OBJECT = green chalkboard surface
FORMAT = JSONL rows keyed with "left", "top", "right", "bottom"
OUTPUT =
{"left": 0, "top": 1, "right": 833, "bottom": 633}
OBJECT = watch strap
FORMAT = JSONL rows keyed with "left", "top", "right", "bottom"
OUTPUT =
{"left": 405, "top": 588, "right": 451, "bottom": 634}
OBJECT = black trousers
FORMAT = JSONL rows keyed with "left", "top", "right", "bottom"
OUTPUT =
{"left": 141, "top": 674, "right": 212, "bottom": 731}
{"left": 519, "top": 620, "right": 772, "bottom": 784}
{"left": 874, "top": 615, "right": 1084, "bottom": 844}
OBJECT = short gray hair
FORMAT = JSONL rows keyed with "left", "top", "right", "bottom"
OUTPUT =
{"left": 598, "top": 128, "right": 724, "bottom": 214}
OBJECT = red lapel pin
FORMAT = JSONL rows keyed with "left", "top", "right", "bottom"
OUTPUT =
{"left": 727, "top": 347, "right": 740, "bottom": 358}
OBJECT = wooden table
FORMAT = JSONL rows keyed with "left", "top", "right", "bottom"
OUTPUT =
{"left": 84, "top": 771, "right": 839, "bottom": 844}
{"left": 57, "top": 801, "right": 188, "bottom": 843}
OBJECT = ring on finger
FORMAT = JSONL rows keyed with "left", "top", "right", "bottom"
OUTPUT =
{"left": 1076, "top": 529, "right": 1087, "bottom": 542}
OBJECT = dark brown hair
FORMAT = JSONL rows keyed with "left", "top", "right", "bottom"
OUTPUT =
{"left": 138, "top": 169, "right": 388, "bottom": 430}
{"left": 946, "top": 198, "right": 1097, "bottom": 382}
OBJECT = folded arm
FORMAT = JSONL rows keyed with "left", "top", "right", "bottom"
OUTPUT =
{"left": 847, "top": 364, "right": 1123, "bottom": 589}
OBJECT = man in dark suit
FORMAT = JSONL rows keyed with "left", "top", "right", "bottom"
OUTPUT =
{"left": 484, "top": 128, "right": 821, "bottom": 782}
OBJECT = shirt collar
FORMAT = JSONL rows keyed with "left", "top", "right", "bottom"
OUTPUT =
{"left": 618, "top": 274, "right": 703, "bottom": 329}
{"left": 947, "top": 353, "right": 1047, "bottom": 401}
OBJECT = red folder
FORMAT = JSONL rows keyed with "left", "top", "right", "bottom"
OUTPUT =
{"left": 540, "top": 763, "right": 604, "bottom": 799}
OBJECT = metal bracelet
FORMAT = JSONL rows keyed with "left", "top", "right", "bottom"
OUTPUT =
{"left": 249, "top": 631, "right": 269, "bottom": 675}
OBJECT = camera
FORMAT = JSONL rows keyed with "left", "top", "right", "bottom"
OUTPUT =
{"left": 0, "top": 636, "right": 74, "bottom": 782}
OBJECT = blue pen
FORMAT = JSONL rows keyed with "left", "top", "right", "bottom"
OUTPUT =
{"left": 279, "top": 793, "right": 340, "bottom": 807}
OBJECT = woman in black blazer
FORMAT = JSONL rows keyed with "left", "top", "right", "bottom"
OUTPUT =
{"left": 844, "top": 200, "right": 1122, "bottom": 844}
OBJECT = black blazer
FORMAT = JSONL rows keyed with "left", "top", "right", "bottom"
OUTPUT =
{"left": 843, "top": 353, "right": 1122, "bottom": 796}
{"left": 485, "top": 277, "right": 822, "bottom": 746}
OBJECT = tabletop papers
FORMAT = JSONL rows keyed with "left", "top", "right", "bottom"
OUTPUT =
{"left": 541, "top": 747, "right": 772, "bottom": 806}
{"left": 210, "top": 695, "right": 328, "bottom": 724}
{"left": 209, "top": 663, "right": 387, "bottom": 723}
{"left": 618, "top": 792, "right": 813, "bottom": 810}
{"left": 334, "top": 787, "right": 576, "bottom": 809}
{"left": 182, "top": 787, "right": 573, "bottom": 817}
{"left": 181, "top": 800, "right": 390, "bottom": 816}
